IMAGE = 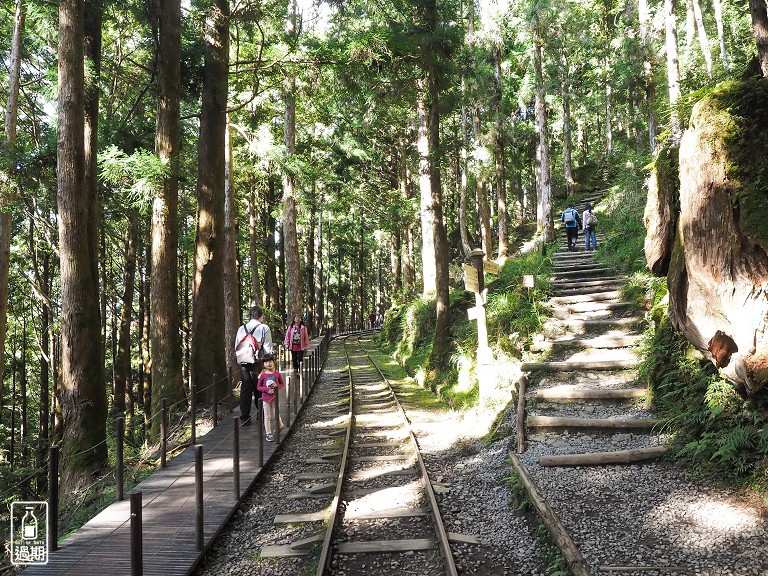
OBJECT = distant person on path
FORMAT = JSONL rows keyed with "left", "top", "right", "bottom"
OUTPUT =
{"left": 284, "top": 313, "right": 309, "bottom": 372}
{"left": 234, "top": 305, "right": 273, "bottom": 427}
{"left": 582, "top": 202, "right": 598, "bottom": 251}
{"left": 256, "top": 354, "right": 285, "bottom": 441}
{"left": 561, "top": 203, "right": 581, "bottom": 252}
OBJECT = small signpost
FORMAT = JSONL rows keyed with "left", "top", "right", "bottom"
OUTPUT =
{"left": 467, "top": 250, "right": 492, "bottom": 384}
{"left": 483, "top": 260, "right": 500, "bottom": 275}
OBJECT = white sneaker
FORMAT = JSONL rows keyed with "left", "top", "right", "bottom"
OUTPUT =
{"left": 266, "top": 433, "right": 274, "bottom": 442}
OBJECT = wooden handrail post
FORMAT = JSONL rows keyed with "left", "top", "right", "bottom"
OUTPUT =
{"left": 116, "top": 417, "right": 125, "bottom": 501}
{"left": 48, "top": 446, "right": 58, "bottom": 552}
{"left": 233, "top": 416, "right": 240, "bottom": 500}
{"left": 195, "top": 445, "right": 204, "bottom": 552}
{"left": 130, "top": 491, "right": 142, "bottom": 576}
{"left": 160, "top": 399, "right": 167, "bottom": 469}
{"left": 212, "top": 373, "right": 218, "bottom": 427}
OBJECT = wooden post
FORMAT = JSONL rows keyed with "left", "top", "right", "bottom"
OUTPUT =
{"left": 116, "top": 417, "right": 124, "bottom": 501}
{"left": 212, "top": 373, "right": 218, "bottom": 427}
{"left": 257, "top": 399, "right": 264, "bottom": 467}
{"left": 195, "top": 445, "right": 204, "bottom": 552}
{"left": 160, "top": 399, "right": 167, "bottom": 468}
{"left": 516, "top": 375, "right": 527, "bottom": 454}
{"left": 190, "top": 380, "right": 197, "bottom": 445}
{"left": 48, "top": 446, "right": 58, "bottom": 552}
{"left": 233, "top": 416, "right": 240, "bottom": 499}
{"left": 130, "top": 491, "right": 142, "bottom": 576}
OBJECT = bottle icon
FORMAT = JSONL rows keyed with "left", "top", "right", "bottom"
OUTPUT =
{"left": 21, "top": 507, "right": 38, "bottom": 540}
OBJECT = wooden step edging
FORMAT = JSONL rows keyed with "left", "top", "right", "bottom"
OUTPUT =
{"left": 527, "top": 415, "right": 662, "bottom": 430}
{"left": 508, "top": 452, "right": 590, "bottom": 576}
{"left": 538, "top": 446, "right": 668, "bottom": 467}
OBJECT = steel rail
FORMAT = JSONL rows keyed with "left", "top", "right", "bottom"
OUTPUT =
{"left": 354, "top": 335, "right": 459, "bottom": 576}
{"left": 314, "top": 334, "right": 354, "bottom": 576}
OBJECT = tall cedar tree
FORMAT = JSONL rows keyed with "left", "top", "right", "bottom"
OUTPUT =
{"left": 416, "top": 0, "right": 450, "bottom": 368}
{"left": 0, "top": 0, "right": 24, "bottom": 423}
{"left": 191, "top": 0, "right": 229, "bottom": 404}
{"left": 283, "top": 0, "right": 302, "bottom": 322}
{"left": 151, "top": 0, "right": 184, "bottom": 435}
{"left": 57, "top": 0, "right": 108, "bottom": 493}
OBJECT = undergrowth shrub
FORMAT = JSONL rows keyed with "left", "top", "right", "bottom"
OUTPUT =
{"left": 641, "top": 315, "right": 768, "bottom": 483}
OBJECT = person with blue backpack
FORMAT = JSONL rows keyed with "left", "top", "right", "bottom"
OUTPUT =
{"left": 561, "top": 203, "right": 582, "bottom": 252}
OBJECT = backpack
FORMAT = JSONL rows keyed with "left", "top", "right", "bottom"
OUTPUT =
{"left": 235, "top": 324, "right": 261, "bottom": 365}
{"left": 563, "top": 209, "right": 576, "bottom": 224}
{"left": 584, "top": 210, "right": 597, "bottom": 229}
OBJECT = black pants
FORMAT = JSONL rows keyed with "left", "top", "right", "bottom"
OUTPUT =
{"left": 566, "top": 226, "right": 578, "bottom": 250}
{"left": 239, "top": 361, "right": 261, "bottom": 421}
{"left": 290, "top": 349, "right": 304, "bottom": 371}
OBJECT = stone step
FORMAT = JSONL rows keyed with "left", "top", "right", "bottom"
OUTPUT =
{"left": 552, "top": 263, "right": 606, "bottom": 274}
{"left": 551, "top": 277, "right": 623, "bottom": 289}
{"left": 552, "top": 284, "right": 624, "bottom": 297}
{"left": 553, "top": 267, "right": 611, "bottom": 279}
{"left": 551, "top": 301, "right": 630, "bottom": 319}
{"left": 527, "top": 415, "right": 661, "bottom": 430}
{"left": 534, "top": 386, "right": 647, "bottom": 401}
{"left": 549, "top": 290, "right": 623, "bottom": 305}
{"left": 542, "top": 318, "right": 644, "bottom": 337}
{"left": 532, "top": 334, "right": 643, "bottom": 351}
{"left": 522, "top": 358, "right": 639, "bottom": 371}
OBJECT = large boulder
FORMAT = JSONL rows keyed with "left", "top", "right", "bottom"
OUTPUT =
{"left": 654, "top": 78, "right": 768, "bottom": 397}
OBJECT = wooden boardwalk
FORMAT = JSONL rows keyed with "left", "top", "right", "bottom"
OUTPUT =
{"left": 23, "top": 339, "right": 329, "bottom": 576}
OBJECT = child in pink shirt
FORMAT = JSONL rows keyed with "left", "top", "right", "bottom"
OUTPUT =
{"left": 256, "top": 355, "right": 285, "bottom": 441}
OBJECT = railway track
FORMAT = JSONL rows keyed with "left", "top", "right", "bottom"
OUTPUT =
{"left": 260, "top": 333, "right": 466, "bottom": 575}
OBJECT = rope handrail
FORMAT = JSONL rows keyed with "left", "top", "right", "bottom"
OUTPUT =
{"left": 0, "top": 464, "right": 48, "bottom": 501}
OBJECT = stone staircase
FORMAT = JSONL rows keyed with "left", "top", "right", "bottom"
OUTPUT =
{"left": 521, "top": 203, "right": 667, "bottom": 467}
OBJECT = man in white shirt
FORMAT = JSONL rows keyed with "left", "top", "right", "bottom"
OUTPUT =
{"left": 234, "top": 305, "right": 273, "bottom": 426}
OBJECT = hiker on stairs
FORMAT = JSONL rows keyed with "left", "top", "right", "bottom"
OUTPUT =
{"left": 560, "top": 203, "right": 581, "bottom": 252}
{"left": 582, "top": 202, "right": 598, "bottom": 251}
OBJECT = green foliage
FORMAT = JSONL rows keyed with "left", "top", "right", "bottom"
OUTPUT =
{"left": 98, "top": 146, "right": 169, "bottom": 213}
{"left": 486, "top": 250, "right": 551, "bottom": 357}
{"left": 641, "top": 316, "right": 768, "bottom": 481}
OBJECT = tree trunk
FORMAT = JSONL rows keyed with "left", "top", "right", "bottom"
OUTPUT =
{"left": 712, "top": 0, "right": 729, "bottom": 72}
{"left": 639, "top": 0, "right": 659, "bottom": 152}
{"left": 665, "top": 0, "right": 682, "bottom": 141}
{"left": 317, "top": 210, "right": 325, "bottom": 330}
{"left": 151, "top": 0, "right": 183, "bottom": 435}
{"left": 283, "top": 0, "right": 302, "bottom": 321}
{"left": 58, "top": 0, "right": 108, "bottom": 494}
{"left": 306, "top": 182, "right": 317, "bottom": 333}
{"left": 692, "top": 0, "right": 713, "bottom": 76}
{"left": 458, "top": 104, "right": 472, "bottom": 258}
{"left": 472, "top": 110, "right": 493, "bottom": 257}
{"left": 493, "top": 44, "right": 508, "bottom": 260}
{"left": 84, "top": 0, "right": 103, "bottom": 378}
{"left": 418, "top": 88, "right": 436, "bottom": 295}
{"left": 113, "top": 213, "right": 138, "bottom": 417}
{"left": 533, "top": 21, "right": 554, "bottom": 242}
{"left": 750, "top": 0, "right": 768, "bottom": 77}
{"left": 192, "top": 0, "right": 229, "bottom": 404}
{"left": 248, "top": 184, "right": 263, "bottom": 306}
{"left": 224, "top": 119, "right": 240, "bottom": 377}
{"left": 560, "top": 52, "right": 574, "bottom": 195}
{"left": 0, "top": 0, "right": 24, "bottom": 416}
{"left": 39, "top": 252, "right": 51, "bottom": 462}
{"left": 264, "top": 174, "right": 279, "bottom": 310}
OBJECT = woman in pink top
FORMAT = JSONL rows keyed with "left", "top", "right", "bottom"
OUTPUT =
{"left": 284, "top": 314, "right": 309, "bottom": 372}
{"left": 256, "top": 355, "right": 285, "bottom": 441}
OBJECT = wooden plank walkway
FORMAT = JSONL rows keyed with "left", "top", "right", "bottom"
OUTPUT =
{"left": 23, "top": 413, "right": 283, "bottom": 576}
{"left": 23, "top": 339, "right": 330, "bottom": 576}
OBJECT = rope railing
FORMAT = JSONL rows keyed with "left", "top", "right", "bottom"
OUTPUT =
{"left": 0, "top": 335, "right": 333, "bottom": 570}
